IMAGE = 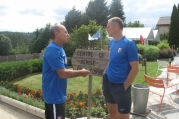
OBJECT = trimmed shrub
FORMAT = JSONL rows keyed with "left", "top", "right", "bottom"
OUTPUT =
{"left": 158, "top": 48, "right": 173, "bottom": 59}
{"left": 28, "top": 59, "right": 42, "bottom": 73}
{"left": 148, "top": 40, "right": 160, "bottom": 46}
{"left": 143, "top": 46, "right": 159, "bottom": 61}
{"left": 157, "top": 42, "right": 170, "bottom": 50}
{"left": 0, "top": 59, "right": 42, "bottom": 81}
{"left": 137, "top": 44, "right": 145, "bottom": 55}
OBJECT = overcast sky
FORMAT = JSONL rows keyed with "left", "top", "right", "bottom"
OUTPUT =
{"left": 0, "top": 0, "right": 178, "bottom": 32}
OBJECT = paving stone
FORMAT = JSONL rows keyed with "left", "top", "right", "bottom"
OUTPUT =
{"left": 0, "top": 101, "right": 42, "bottom": 119}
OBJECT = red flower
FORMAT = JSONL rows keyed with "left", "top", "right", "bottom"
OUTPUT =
{"left": 70, "top": 103, "right": 74, "bottom": 107}
{"left": 79, "top": 102, "right": 84, "bottom": 107}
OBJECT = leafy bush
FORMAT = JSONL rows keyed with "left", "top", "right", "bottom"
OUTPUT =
{"left": 0, "top": 59, "right": 42, "bottom": 81}
{"left": 148, "top": 40, "right": 160, "bottom": 45}
{"left": 68, "top": 57, "right": 72, "bottom": 66}
{"left": 133, "top": 40, "right": 140, "bottom": 44}
{"left": 157, "top": 42, "right": 170, "bottom": 50}
{"left": 143, "top": 46, "right": 159, "bottom": 61}
{"left": 158, "top": 48, "right": 173, "bottom": 59}
{"left": 160, "top": 33, "right": 169, "bottom": 41}
{"left": 138, "top": 53, "right": 142, "bottom": 63}
{"left": 137, "top": 44, "right": 145, "bottom": 55}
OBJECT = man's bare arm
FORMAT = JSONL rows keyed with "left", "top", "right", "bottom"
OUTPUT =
{"left": 56, "top": 68, "right": 90, "bottom": 78}
{"left": 124, "top": 61, "right": 139, "bottom": 90}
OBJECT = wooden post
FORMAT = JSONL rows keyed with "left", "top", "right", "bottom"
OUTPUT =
{"left": 144, "top": 59, "right": 147, "bottom": 74}
{"left": 87, "top": 74, "right": 92, "bottom": 119}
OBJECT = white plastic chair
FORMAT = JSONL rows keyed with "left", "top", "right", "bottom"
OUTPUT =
{"left": 156, "top": 60, "right": 168, "bottom": 76}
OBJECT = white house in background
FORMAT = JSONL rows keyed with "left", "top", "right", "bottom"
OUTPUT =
{"left": 108, "top": 27, "right": 160, "bottom": 45}
{"left": 153, "top": 30, "right": 160, "bottom": 40}
{"left": 123, "top": 27, "right": 160, "bottom": 45}
{"left": 156, "top": 16, "right": 170, "bottom": 35}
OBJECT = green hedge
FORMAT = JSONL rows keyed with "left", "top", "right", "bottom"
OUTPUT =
{"left": 143, "top": 46, "right": 159, "bottom": 61}
{"left": 0, "top": 59, "right": 42, "bottom": 81}
{"left": 137, "top": 44, "right": 145, "bottom": 55}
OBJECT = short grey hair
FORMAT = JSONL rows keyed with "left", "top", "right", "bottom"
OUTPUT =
{"left": 108, "top": 17, "right": 124, "bottom": 30}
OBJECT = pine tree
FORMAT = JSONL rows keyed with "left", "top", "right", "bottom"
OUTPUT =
{"left": 86, "top": 0, "right": 109, "bottom": 26}
{"left": 109, "top": 0, "right": 126, "bottom": 23}
{"left": 168, "top": 5, "right": 178, "bottom": 48}
{"left": 177, "top": 4, "right": 179, "bottom": 48}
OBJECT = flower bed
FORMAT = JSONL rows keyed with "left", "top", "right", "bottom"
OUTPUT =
{"left": 0, "top": 81, "right": 108, "bottom": 118}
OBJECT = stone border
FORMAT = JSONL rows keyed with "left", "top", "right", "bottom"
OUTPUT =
{"left": 0, "top": 94, "right": 45, "bottom": 119}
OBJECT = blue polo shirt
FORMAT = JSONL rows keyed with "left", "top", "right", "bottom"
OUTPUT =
{"left": 106, "top": 36, "right": 138, "bottom": 83}
{"left": 42, "top": 42, "right": 68, "bottom": 104}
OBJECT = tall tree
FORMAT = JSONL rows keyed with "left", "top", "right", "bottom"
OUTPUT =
{"left": 177, "top": 4, "right": 179, "bottom": 48}
{"left": 126, "top": 21, "right": 144, "bottom": 27}
{"left": 0, "top": 34, "right": 12, "bottom": 55}
{"left": 86, "top": 0, "right": 109, "bottom": 26}
{"left": 29, "top": 24, "right": 51, "bottom": 53}
{"left": 62, "top": 7, "right": 82, "bottom": 33}
{"left": 168, "top": 5, "right": 178, "bottom": 48}
{"left": 64, "top": 20, "right": 108, "bottom": 56}
{"left": 109, "top": 0, "right": 125, "bottom": 23}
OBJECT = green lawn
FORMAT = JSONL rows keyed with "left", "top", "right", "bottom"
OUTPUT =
{"left": 13, "top": 74, "right": 103, "bottom": 93}
{"left": 13, "top": 61, "right": 161, "bottom": 93}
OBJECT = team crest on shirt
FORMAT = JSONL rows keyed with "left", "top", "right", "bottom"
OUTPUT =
{"left": 118, "top": 48, "right": 122, "bottom": 53}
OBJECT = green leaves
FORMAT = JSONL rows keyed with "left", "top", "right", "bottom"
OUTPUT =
{"left": 168, "top": 4, "right": 179, "bottom": 48}
{"left": 0, "top": 34, "right": 12, "bottom": 55}
{"left": 29, "top": 24, "right": 51, "bottom": 53}
{"left": 126, "top": 21, "right": 144, "bottom": 27}
{"left": 143, "top": 46, "right": 159, "bottom": 61}
{"left": 109, "top": 0, "right": 125, "bottom": 22}
{"left": 64, "top": 20, "right": 108, "bottom": 57}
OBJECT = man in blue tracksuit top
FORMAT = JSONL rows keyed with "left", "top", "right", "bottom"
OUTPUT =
{"left": 42, "top": 25, "right": 90, "bottom": 119}
{"left": 103, "top": 17, "right": 139, "bottom": 119}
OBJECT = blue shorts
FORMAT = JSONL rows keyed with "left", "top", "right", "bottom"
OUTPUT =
{"left": 102, "top": 73, "right": 131, "bottom": 114}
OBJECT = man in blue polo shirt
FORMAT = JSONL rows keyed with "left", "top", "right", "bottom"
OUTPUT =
{"left": 42, "top": 24, "right": 90, "bottom": 119}
{"left": 103, "top": 17, "right": 139, "bottom": 119}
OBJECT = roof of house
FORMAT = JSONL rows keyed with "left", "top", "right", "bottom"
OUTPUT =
{"left": 153, "top": 30, "right": 160, "bottom": 40}
{"left": 122, "top": 27, "right": 153, "bottom": 40}
{"left": 156, "top": 16, "right": 171, "bottom": 26}
{"left": 108, "top": 27, "right": 159, "bottom": 41}
{"left": 153, "top": 30, "right": 158, "bottom": 37}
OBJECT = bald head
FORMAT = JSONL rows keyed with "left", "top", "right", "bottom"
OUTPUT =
{"left": 50, "top": 25, "right": 65, "bottom": 39}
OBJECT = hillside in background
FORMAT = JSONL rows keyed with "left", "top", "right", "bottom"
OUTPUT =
{"left": 0, "top": 31, "right": 35, "bottom": 40}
